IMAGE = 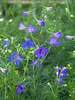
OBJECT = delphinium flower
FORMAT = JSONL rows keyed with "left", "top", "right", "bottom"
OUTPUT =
{"left": 33, "top": 15, "right": 45, "bottom": 27}
{"left": 38, "top": 19, "right": 45, "bottom": 27}
{"left": 50, "top": 37, "right": 62, "bottom": 47}
{"left": 19, "top": 22, "right": 26, "bottom": 30}
{"left": 32, "top": 47, "right": 48, "bottom": 67}
{"left": 27, "top": 24, "right": 37, "bottom": 33}
{"left": 54, "top": 32, "right": 62, "bottom": 39}
{"left": 22, "top": 39, "right": 35, "bottom": 50}
{"left": 50, "top": 32, "right": 62, "bottom": 47}
{"left": 35, "top": 47, "right": 48, "bottom": 59}
{"left": 3, "top": 39, "right": 10, "bottom": 48}
{"left": 8, "top": 52, "right": 24, "bottom": 66}
{"left": 56, "top": 66, "right": 69, "bottom": 84}
{"left": 16, "top": 84, "right": 25, "bottom": 95}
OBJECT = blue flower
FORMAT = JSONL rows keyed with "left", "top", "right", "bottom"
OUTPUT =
{"left": 19, "top": 22, "right": 25, "bottom": 30}
{"left": 22, "top": 39, "right": 35, "bottom": 50}
{"left": 27, "top": 24, "right": 37, "bottom": 33}
{"left": 50, "top": 32, "right": 63, "bottom": 47}
{"left": 61, "top": 67, "right": 68, "bottom": 74}
{"left": 8, "top": 52, "right": 24, "bottom": 66}
{"left": 50, "top": 37, "right": 62, "bottom": 47}
{"left": 54, "top": 41, "right": 62, "bottom": 47}
{"left": 35, "top": 47, "right": 48, "bottom": 58}
{"left": 50, "top": 37, "right": 57, "bottom": 45}
{"left": 56, "top": 66, "right": 68, "bottom": 84}
{"left": 54, "top": 32, "right": 62, "bottom": 39}
{"left": 3, "top": 39, "right": 10, "bottom": 48}
{"left": 38, "top": 19, "right": 45, "bottom": 26}
{"left": 16, "top": 84, "right": 25, "bottom": 95}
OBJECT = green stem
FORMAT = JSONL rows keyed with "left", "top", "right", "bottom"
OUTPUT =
{"left": 24, "top": 58, "right": 29, "bottom": 77}
{"left": 48, "top": 82, "right": 56, "bottom": 97}
{"left": 65, "top": 0, "right": 71, "bottom": 15}
{"left": 4, "top": 76, "right": 7, "bottom": 100}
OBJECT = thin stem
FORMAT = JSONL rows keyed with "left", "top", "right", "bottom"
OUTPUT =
{"left": 4, "top": 76, "right": 7, "bottom": 100}
{"left": 48, "top": 82, "right": 56, "bottom": 97}
{"left": 65, "top": 0, "right": 71, "bottom": 15}
{"left": 32, "top": 58, "right": 36, "bottom": 100}
{"left": 24, "top": 58, "right": 29, "bottom": 77}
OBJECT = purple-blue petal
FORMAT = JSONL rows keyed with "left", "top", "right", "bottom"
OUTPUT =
{"left": 55, "top": 32, "right": 62, "bottom": 39}
{"left": 8, "top": 52, "right": 17, "bottom": 62}
{"left": 22, "top": 39, "right": 35, "bottom": 50}
{"left": 61, "top": 68, "right": 68, "bottom": 75}
{"left": 27, "top": 24, "right": 37, "bottom": 33}
{"left": 50, "top": 37, "right": 57, "bottom": 45}
{"left": 35, "top": 47, "right": 48, "bottom": 58}
{"left": 38, "top": 20, "right": 45, "bottom": 26}
{"left": 54, "top": 41, "right": 63, "bottom": 47}
{"left": 19, "top": 22, "right": 25, "bottom": 30}
{"left": 16, "top": 84, "right": 25, "bottom": 94}
{"left": 59, "top": 76, "right": 64, "bottom": 84}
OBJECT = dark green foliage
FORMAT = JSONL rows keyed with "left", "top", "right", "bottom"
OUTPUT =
{"left": 58, "top": 87, "right": 70, "bottom": 100}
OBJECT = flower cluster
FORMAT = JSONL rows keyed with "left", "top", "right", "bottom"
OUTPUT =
{"left": 6, "top": 10, "right": 65, "bottom": 96}
{"left": 0, "top": 5, "right": 72, "bottom": 99}
{"left": 56, "top": 66, "right": 69, "bottom": 84}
